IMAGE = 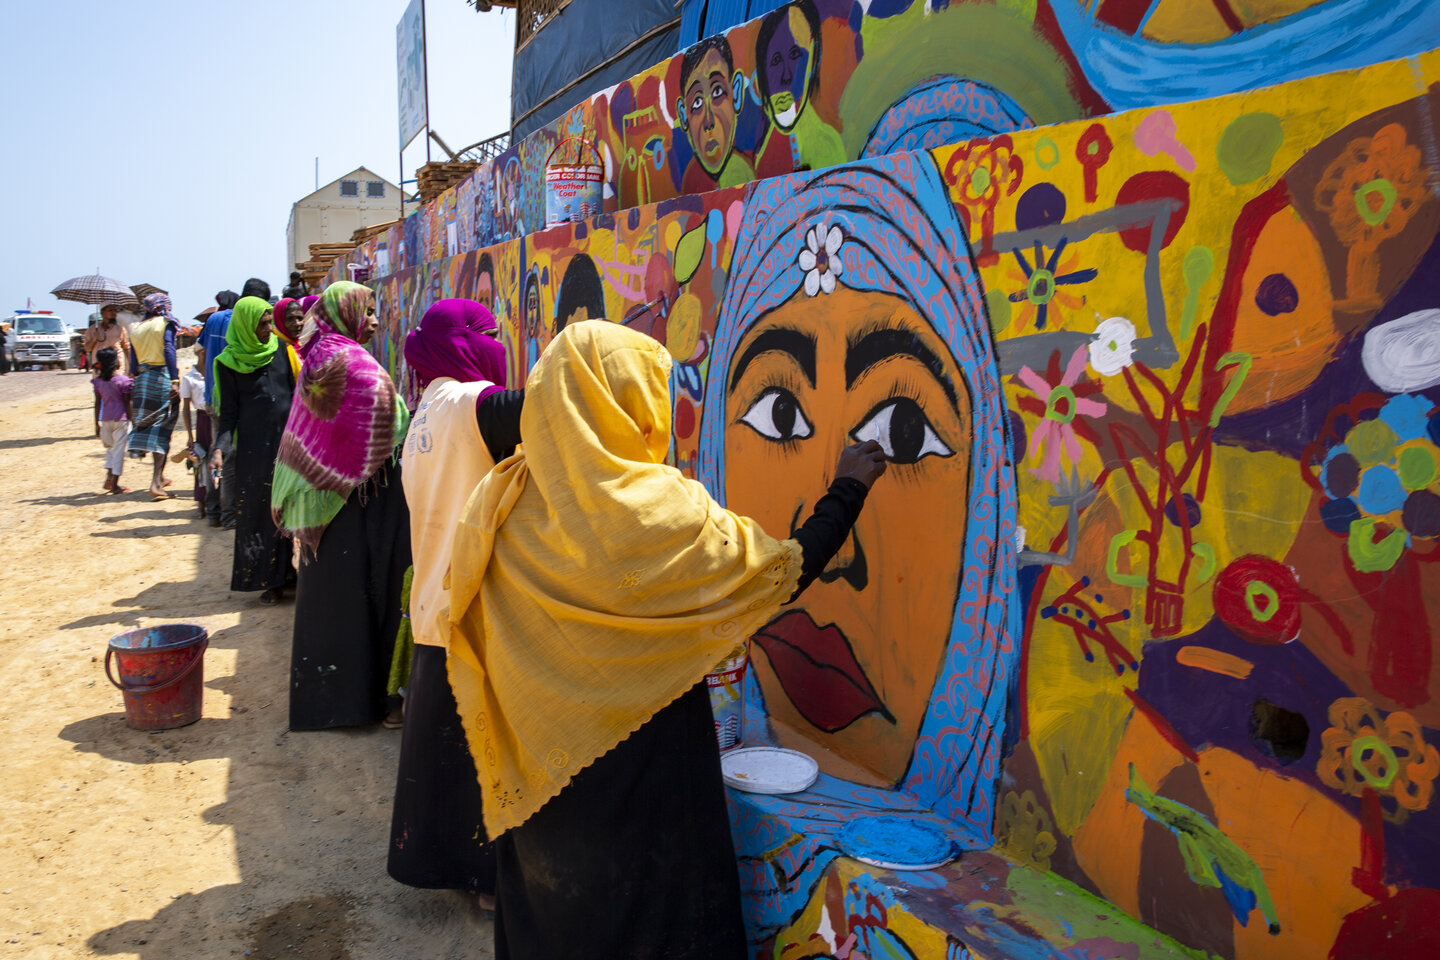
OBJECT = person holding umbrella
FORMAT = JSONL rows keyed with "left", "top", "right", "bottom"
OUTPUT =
{"left": 85, "top": 304, "right": 131, "bottom": 374}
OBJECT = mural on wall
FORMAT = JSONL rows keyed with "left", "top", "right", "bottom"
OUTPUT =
{"left": 356, "top": 50, "right": 1440, "bottom": 959}
{"left": 327, "top": 0, "right": 1440, "bottom": 295}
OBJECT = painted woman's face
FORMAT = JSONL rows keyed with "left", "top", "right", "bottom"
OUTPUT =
{"left": 762, "top": 8, "right": 815, "bottom": 131}
{"left": 724, "top": 286, "right": 972, "bottom": 785}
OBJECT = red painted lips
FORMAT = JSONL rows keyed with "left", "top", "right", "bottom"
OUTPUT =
{"left": 753, "top": 609, "right": 893, "bottom": 733}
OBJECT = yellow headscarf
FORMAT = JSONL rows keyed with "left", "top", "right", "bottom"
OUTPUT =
{"left": 447, "top": 321, "right": 803, "bottom": 836}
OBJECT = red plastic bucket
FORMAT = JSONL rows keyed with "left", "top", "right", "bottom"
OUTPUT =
{"left": 105, "top": 624, "right": 209, "bottom": 730}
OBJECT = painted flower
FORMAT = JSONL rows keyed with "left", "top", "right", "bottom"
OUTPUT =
{"left": 1006, "top": 237, "right": 1097, "bottom": 331}
{"left": 946, "top": 133, "right": 1022, "bottom": 212}
{"left": 1314, "top": 123, "right": 1425, "bottom": 247}
{"left": 799, "top": 222, "right": 844, "bottom": 296}
{"left": 1317, "top": 696, "right": 1440, "bottom": 823}
{"left": 1014, "top": 347, "right": 1107, "bottom": 483}
{"left": 1089, "top": 316, "right": 1137, "bottom": 376}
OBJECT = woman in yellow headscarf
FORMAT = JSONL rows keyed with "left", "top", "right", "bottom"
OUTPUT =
{"left": 448, "top": 320, "right": 887, "bottom": 959}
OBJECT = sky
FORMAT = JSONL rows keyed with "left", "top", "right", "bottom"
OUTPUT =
{"left": 0, "top": 0, "right": 514, "bottom": 325}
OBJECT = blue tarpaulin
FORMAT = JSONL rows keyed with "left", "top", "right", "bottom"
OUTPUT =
{"left": 677, "top": 0, "right": 787, "bottom": 49}
{"left": 512, "top": 0, "right": 681, "bottom": 140}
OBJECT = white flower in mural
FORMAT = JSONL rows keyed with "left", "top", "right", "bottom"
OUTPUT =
{"left": 1089, "top": 316, "right": 1137, "bottom": 377}
{"left": 799, "top": 222, "right": 845, "bottom": 296}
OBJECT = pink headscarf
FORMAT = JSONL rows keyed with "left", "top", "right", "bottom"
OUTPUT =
{"left": 403, "top": 299, "right": 508, "bottom": 399}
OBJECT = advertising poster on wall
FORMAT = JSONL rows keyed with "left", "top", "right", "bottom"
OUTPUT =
{"left": 396, "top": 0, "right": 427, "bottom": 149}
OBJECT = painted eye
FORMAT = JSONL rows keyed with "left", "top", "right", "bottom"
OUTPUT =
{"left": 711, "top": 83, "right": 726, "bottom": 101}
{"left": 739, "top": 388, "right": 813, "bottom": 443}
{"left": 851, "top": 397, "right": 952, "bottom": 464}
{"left": 771, "top": 53, "right": 782, "bottom": 67}
{"left": 791, "top": 47, "right": 804, "bottom": 60}
{"left": 691, "top": 94, "right": 704, "bottom": 112}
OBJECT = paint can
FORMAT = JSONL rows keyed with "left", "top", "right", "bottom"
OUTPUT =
{"left": 104, "top": 624, "right": 209, "bottom": 730}
{"left": 544, "top": 136, "right": 604, "bottom": 228}
{"left": 706, "top": 643, "right": 748, "bottom": 752}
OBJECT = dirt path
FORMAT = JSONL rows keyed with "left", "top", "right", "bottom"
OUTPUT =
{"left": 0, "top": 362, "right": 494, "bottom": 959}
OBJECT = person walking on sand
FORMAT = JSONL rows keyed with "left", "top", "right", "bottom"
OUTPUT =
{"left": 91, "top": 347, "right": 133, "bottom": 494}
{"left": 198, "top": 290, "right": 240, "bottom": 527}
{"left": 273, "top": 282, "right": 413, "bottom": 730}
{"left": 126, "top": 293, "right": 180, "bottom": 500}
{"left": 211, "top": 297, "right": 297, "bottom": 605}
{"left": 178, "top": 353, "right": 210, "bottom": 518}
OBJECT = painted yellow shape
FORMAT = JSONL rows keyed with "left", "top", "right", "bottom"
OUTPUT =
{"left": 1142, "top": 0, "right": 1234, "bottom": 44}
{"left": 1027, "top": 569, "right": 1137, "bottom": 836}
{"left": 1232, "top": 0, "right": 1332, "bottom": 29}
{"left": 1176, "top": 645, "right": 1255, "bottom": 679}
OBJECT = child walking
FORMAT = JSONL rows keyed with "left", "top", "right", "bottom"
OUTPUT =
{"left": 92, "top": 347, "right": 134, "bottom": 494}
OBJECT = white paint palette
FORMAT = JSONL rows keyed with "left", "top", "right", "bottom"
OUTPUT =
{"left": 721, "top": 747, "right": 819, "bottom": 795}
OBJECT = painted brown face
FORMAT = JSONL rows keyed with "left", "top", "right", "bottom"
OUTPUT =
{"left": 683, "top": 48, "right": 738, "bottom": 178}
{"left": 477, "top": 273, "right": 494, "bottom": 312}
{"left": 724, "top": 286, "right": 971, "bottom": 785}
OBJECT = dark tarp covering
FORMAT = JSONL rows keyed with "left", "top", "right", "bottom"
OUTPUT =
{"left": 512, "top": 0, "right": 680, "bottom": 140}
{"left": 677, "top": 0, "right": 787, "bottom": 49}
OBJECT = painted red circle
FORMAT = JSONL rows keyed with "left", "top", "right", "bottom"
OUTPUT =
{"left": 1116, "top": 171, "right": 1190, "bottom": 253}
{"left": 1211, "top": 554, "right": 1302, "bottom": 645}
{"left": 675, "top": 397, "right": 696, "bottom": 439}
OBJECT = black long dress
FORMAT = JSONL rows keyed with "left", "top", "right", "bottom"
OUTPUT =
{"left": 289, "top": 458, "right": 413, "bottom": 730}
{"left": 214, "top": 354, "right": 295, "bottom": 593}
{"left": 388, "top": 390, "right": 523, "bottom": 894}
{"left": 493, "top": 477, "right": 870, "bottom": 960}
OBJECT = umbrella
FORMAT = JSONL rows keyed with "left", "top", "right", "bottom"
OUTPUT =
{"left": 194, "top": 306, "right": 217, "bottom": 322}
{"left": 131, "top": 282, "right": 168, "bottom": 301}
{"left": 50, "top": 274, "right": 138, "bottom": 307}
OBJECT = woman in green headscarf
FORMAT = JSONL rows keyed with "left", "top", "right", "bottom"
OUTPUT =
{"left": 209, "top": 296, "right": 296, "bottom": 604}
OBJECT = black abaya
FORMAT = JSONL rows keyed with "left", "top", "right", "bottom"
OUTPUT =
{"left": 289, "top": 461, "right": 412, "bottom": 730}
{"left": 492, "top": 478, "right": 870, "bottom": 960}
{"left": 215, "top": 354, "right": 294, "bottom": 592}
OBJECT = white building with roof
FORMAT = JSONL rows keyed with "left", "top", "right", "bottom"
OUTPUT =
{"left": 285, "top": 167, "right": 402, "bottom": 271}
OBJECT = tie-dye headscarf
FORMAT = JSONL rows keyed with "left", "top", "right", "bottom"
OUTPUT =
{"left": 272, "top": 281, "right": 410, "bottom": 555}
{"left": 695, "top": 152, "right": 1019, "bottom": 940}
{"left": 403, "top": 299, "right": 508, "bottom": 394}
{"left": 142, "top": 293, "right": 175, "bottom": 322}
{"left": 211, "top": 296, "right": 279, "bottom": 417}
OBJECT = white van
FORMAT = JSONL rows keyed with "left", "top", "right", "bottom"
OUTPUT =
{"left": 6, "top": 311, "right": 73, "bottom": 369}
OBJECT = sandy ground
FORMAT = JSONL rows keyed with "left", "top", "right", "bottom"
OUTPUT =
{"left": 0, "top": 358, "right": 494, "bottom": 959}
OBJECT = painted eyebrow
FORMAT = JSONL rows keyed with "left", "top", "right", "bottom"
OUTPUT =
{"left": 729, "top": 327, "right": 817, "bottom": 390}
{"left": 845, "top": 324, "right": 959, "bottom": 409}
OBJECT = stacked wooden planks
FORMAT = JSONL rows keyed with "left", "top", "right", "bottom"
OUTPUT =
{"left": 296, "top": 242, "right": 358, "bottom": 290}
{"left": 416, "top": 161, "right": 479, "bottom": 203}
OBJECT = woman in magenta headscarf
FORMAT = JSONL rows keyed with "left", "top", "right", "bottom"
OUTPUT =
{"left": 387, "top": 298, "right": 523, "bottom": 904}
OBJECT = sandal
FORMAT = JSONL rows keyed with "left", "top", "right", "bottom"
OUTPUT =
{"left": 259, "top": 589, "right": 281, "bottom": 606}
{"left": 110, "top": 486, "right": 130, "bottom": 495}
{"left": 150, "top": 491, "right": 173, "bottom": 501}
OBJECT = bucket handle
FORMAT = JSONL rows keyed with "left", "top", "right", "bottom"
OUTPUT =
{"left": 105, "top": 638, "right": 209, "bottom": 695}
{"left": 545, "top": 135, "right": 601, "bottom": 168}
